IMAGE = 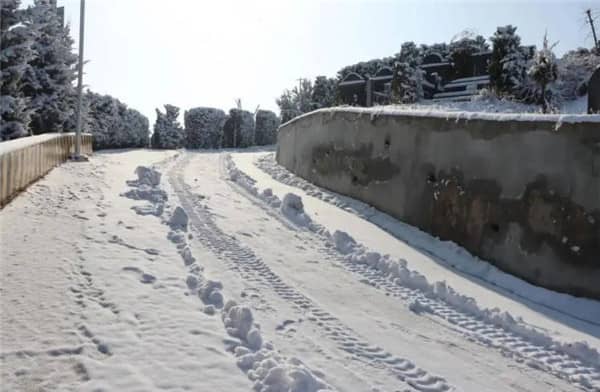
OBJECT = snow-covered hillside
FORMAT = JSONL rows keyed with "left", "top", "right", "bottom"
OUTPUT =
{"left": 1, "top": 149, "right": 599, "bottom": 392}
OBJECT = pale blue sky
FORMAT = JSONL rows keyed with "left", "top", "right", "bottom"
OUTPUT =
{"left": 41, "top": 0, "right": 600, "bottom": 123}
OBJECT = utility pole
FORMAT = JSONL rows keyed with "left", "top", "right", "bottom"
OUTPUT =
{"left": 586, "top": 9, "right": 599, "bottom": 51}
{"left": 74, "top": 0, "right": 85, "bottom": 159}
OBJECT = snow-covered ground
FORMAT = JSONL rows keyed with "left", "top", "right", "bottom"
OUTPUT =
{"left": 1, "top": 148, "right": 599, "bottom": 392}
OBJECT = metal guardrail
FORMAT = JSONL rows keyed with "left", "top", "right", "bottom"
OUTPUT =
{"left": 0, "top": 133, "right": 93, "bottom": 208}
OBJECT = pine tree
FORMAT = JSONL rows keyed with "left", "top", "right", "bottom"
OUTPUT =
{"left": 22, "top": 0, "right": 77, "bottom": 134}
{"left": 152, "top": 104, "right": 184, "bottom": 149}
{"left": 276, "top": 89, "right": 300, "bottom": 123}
{"left": 276, "top": 78, "right": 314, "bottom": 123}
{"left": 1, "top": 0, "right": 35, "bottom": 140}
{"left": 311, "top": 76, "right": 337, "bottom": 110}
{"left": 528, "top": 33, "right": 559, "bottom": 112}
{"left": 391, "top": 62, "right": 423, "bottom": 103}
{"left": 449, "top": 33, "right": 489, "bottom": 78}
{"left": 398, "top": 42, "right": 421, "bottom": 67}
{"left": 489, "top": 25, "right": 529, "bottom": 95}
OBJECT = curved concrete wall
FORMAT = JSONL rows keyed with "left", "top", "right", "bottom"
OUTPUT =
{"left": 0, "top": 133, "right": 93, "bottom": 208}
{"left": 276, "top": 108, "right": 600, "bottom": 299}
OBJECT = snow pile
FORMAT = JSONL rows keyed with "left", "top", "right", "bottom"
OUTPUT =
{"left": 225, "top": 155, "right": 282, "bottom": 209}
{"left": 184, "top": 107, "right": 228, "bottom": 149}
{"left": 135, "top": 166, "right": 162, "bottom": 186}
{"left": 331, "top": 229, "right": 600, "bottom": 368}
{"left": 229, "top": 154, "right": 600, "bottom": 371}
{"left": 122, "top": 164, "right": 333, "bottom": 391}
{"left": 168, "top": 206, "right": 189, "bottom": 231}
{"left": 281, "top": 193, "right": 312, "bottom": 227}
{"left": 199, "top": 280, "right": 224, "bottom": 308}
{"left": 234, "top": 346, "right": 332, "bottom": 392}
{"left": 122, "top": 166, "right": 167, "bottom": 216}
{"left": 256, "top": 152, "right": 600, "bottom": 325}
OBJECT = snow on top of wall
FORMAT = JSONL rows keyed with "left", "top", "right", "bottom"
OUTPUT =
{"left": 282, "top": 98, "right": 600, "bottom": 128}
{"left": 0, "top": 132, "right": 92, "bottom": 155}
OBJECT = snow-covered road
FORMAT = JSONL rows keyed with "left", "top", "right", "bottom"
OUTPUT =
{"left": 1, "top": 149, "right": 599, "bottom": 392}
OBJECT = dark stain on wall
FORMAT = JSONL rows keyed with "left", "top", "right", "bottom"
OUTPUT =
{"left": 311, "top": 143, "right": 400, "bottom": 186}
{"left": 425, "top": 169, "right": 599, "bottom": 279}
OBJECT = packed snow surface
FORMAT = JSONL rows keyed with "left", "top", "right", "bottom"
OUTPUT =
{"left": 2, "top": 148, "right": 599, "bottom": 392}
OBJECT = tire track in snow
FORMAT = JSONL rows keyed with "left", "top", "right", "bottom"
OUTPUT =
{"left": 250, "top": 152, "right": 600, "bottom": 392}
{"left": 169, "top": 153, "right": 455, "bottom": 392}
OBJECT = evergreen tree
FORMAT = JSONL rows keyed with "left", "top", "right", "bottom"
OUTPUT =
{"left": 528, "top": 33, "right": 559, "bottom": 112}
{"left": 276, "top": 78, "right": 314, "bottom": 123}
{"left": 489, "top": 25, "right": 529, "bottom": 95}
{"left": 1, "top": 0, "right": 35, "bottom": 140}
{"left": 311, "top": 76, "right": 337, "bottom": 110}
{"left": 276, "top": 89, "right": 300, "bottom": 123}
{"left": 391, "top": 62, "right": 423, "bottom": 103}
{"left": 152, "top": 104, "right": 184, "bottom": 149}
{"left": 21, "top": 0, "right": 78, "bottom": 134}
{"left": 398, "top": 41, "right": 421, "bottom": 67}
{"left": 449, "top": 33, "right": 489, "bottom": 78}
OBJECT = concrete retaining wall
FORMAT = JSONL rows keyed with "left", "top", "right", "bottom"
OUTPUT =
{"left": 0, "top": 133, "right": 93, "bottom": 208}
{"left": 276, "top": 108, "right": 600, "bottom": 299}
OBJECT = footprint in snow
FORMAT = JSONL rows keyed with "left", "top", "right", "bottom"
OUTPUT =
{"left": 122, "top": 266, "right": 157, "bottom": 285}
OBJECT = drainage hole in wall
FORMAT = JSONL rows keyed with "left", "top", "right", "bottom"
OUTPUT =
{"left": 490, "top": 223, "right": 500, "bottom": 232}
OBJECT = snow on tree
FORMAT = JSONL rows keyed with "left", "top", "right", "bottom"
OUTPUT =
{"left": 556, "top": 48, "right": 600, "bottom": 100}
{"left": 1, "top": 0, "right": 35, "bottom": 140}
{"left": 254, "top": 109, "right": 280, "bottom": 146}
{"left": 311, "top": 76, "right": 337, "bottom": 110}
{"left": 184, "top": 107, "right": 227, "bottom": 149}
{"left": 84, "top": 91, "right": 148, "bottom": 149}
{"left": 222, "top": 109, "right": 254, "bottom": 148}
{"left": 391, "top": 61, "right": 423, "bottom": 103}
{"left": 527, "top": 33, "right": 559, "bottom": 112}
{"left": 276, "top": 89, "right": 300, "bottom": 124}
{"left": 449, "top": 32, "right": 489, "bottom": 78}
{"left": 276, "top": 78, "right": 314, "bottom": 123}
{"left": 398, "top": 41, "right": 421, "bottom": 67}
{"left": 21, "top": 0, "right": 77, "bottom": 134}
{"left": 151, "top": 104, "right": 184, "bottom": 149}
{"left": 489, "top": 25, "right": 531, "bottom": 95}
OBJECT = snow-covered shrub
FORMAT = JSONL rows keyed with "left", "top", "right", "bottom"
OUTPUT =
{"left": 21, "top": 0, "right": 78, "bottom": 134}
{"left": 391, "top": 61, "right": 423, "bottom": 103}
{"left": 254, "top": 110, "right": 280, "bottom": 146}
{"left": 222, "top": 108, "right": 254, "bottom": 148}
{"left": 526, "top": 34, "right": 559, "bottom": 112}
{"left": 556, "top": 48, "right": 600, "bottom": 100}
{"left": 85, "top": 91, "right": 149, "bottom": 149}
{"left": 151, "top": 104, "right": 185, "bottom": 149}
{"left": 183, "top": 107, "right": 227, "bottom": 149}
{"left": 1, "top": 0, "right": 35, "bottom": 140}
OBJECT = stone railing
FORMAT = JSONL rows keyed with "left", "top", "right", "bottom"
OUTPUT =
{"left": 0, "top": 133, "right": 93, "bottom": 207}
